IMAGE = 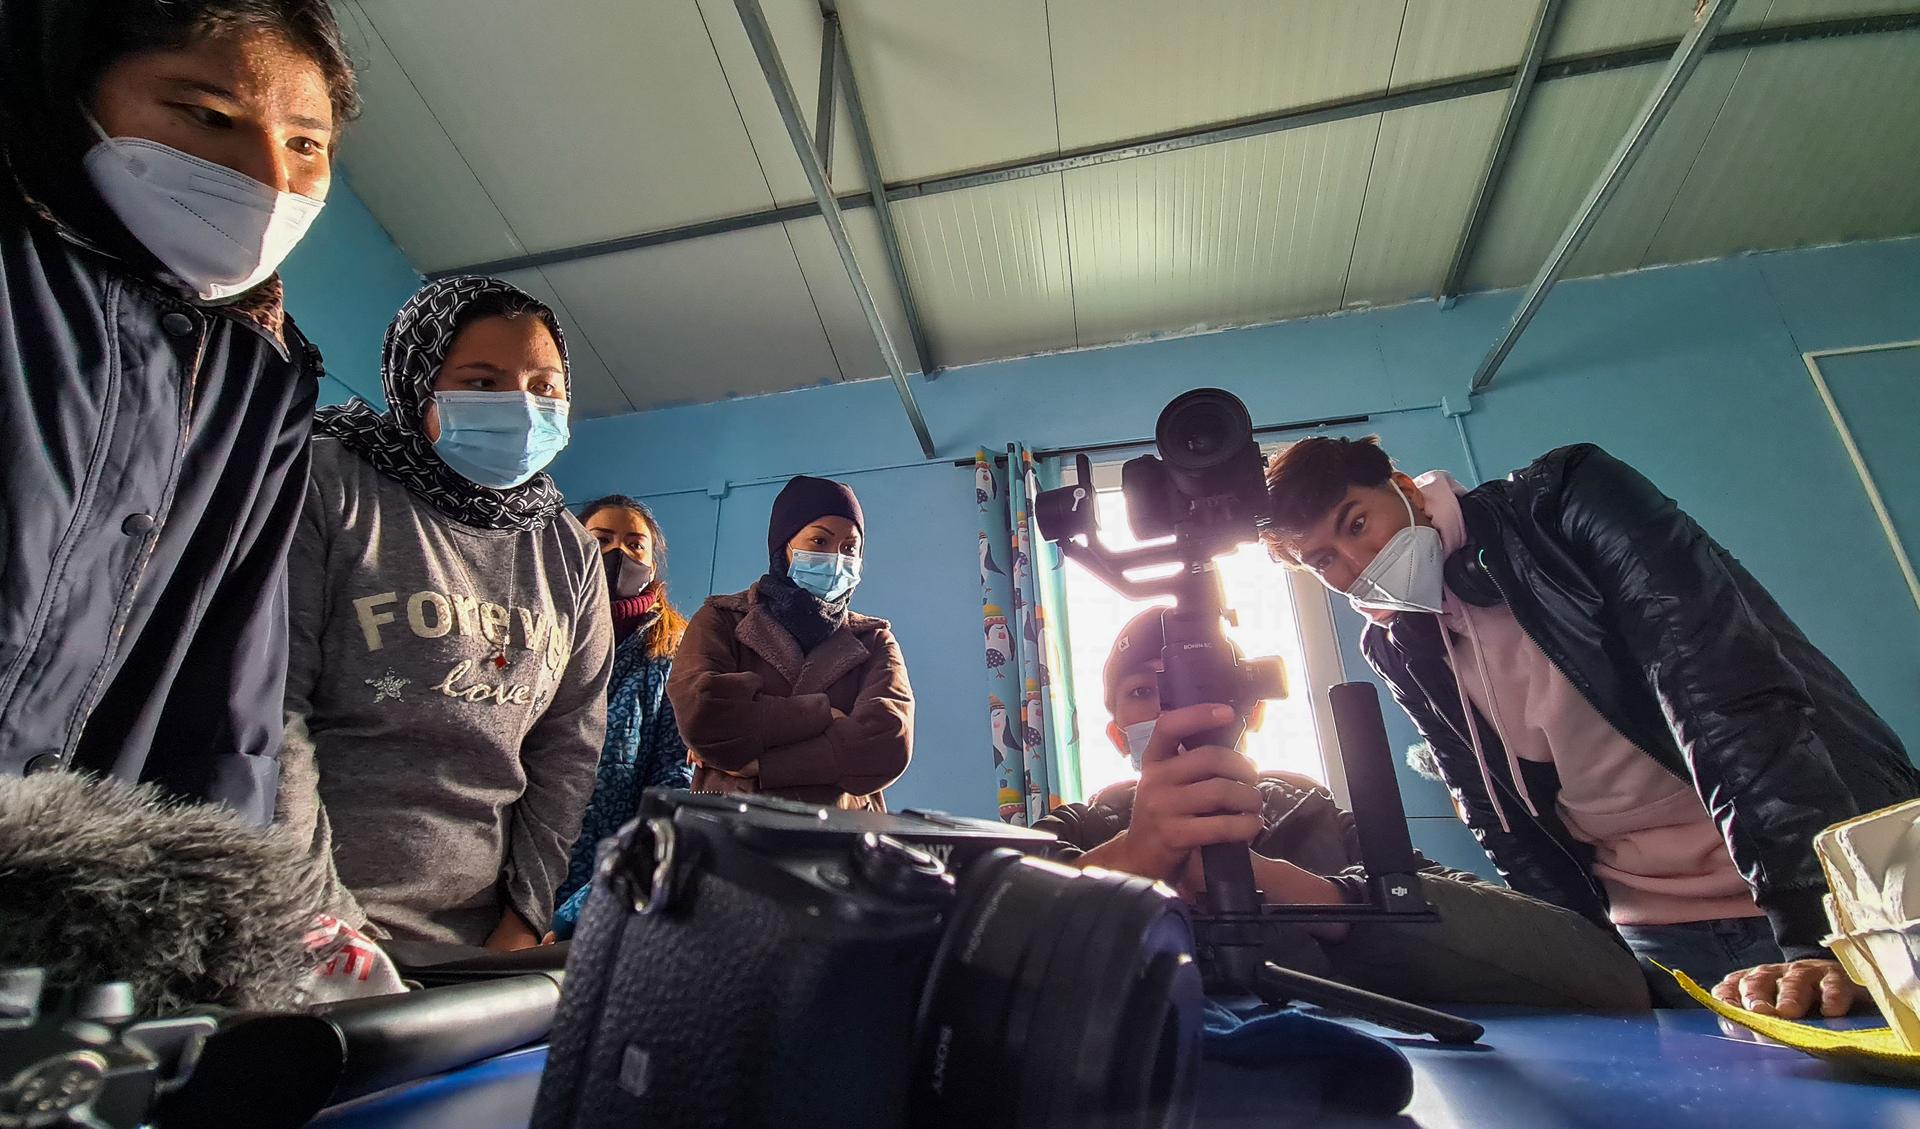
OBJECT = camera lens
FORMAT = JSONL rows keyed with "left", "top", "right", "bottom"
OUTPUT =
{"left": 1174, "top": 407, "right": 1230, "bottom": 460}
{"left": 912, "top": 851, "right": 1202, "bottom": 1129}
{"left": 1155, "top": 389, "right": 1252, "bottom": 474}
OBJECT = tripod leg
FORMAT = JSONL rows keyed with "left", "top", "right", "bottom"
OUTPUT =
{"left": 1256, "top": 963, "right": 1484, "bottom": 1045}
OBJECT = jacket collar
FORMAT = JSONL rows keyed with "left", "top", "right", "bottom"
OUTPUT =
{"left": 1368, "top": 477, "right": 1638, "bottom": 748}
{"left": 716, "top": 585, "right": 886, "bottom": 692}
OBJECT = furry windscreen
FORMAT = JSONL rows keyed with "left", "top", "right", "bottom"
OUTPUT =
{"left": 0, "top": 773, "right": 324, "bottom": 1015}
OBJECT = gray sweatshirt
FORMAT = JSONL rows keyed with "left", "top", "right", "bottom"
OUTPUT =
{"left": 278, "top": 439, "right": 612, "bottom": 946}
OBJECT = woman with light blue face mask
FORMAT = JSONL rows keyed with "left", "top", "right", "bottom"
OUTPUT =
{"left": 277, "top": 277, "right": 614, "bottom": 955}
{"left": 667, "top": 475, "right": 915, "bottom": 811}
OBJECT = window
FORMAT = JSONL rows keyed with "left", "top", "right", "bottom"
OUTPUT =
{"left": 1060, "top": 459, "right": 1347, "bottom": 804}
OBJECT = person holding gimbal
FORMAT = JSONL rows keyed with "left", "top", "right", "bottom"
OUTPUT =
{"left": 1038, "top": 608, "right": 1649, "bottom": 1011}
{"left": 1261, "top": 437, "right": 1918, "bottom": 1015}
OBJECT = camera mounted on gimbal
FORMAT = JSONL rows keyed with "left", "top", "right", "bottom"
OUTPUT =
{"left": 1034, "top": 389, "right": 1481, "bottom": 1043}
{"left": 1035, "top": 389, "right": 1284, "bottom": 766}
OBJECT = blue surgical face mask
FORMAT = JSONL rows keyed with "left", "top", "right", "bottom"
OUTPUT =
{"left": 432, "top": 391, "right": 570, "bottom": 489}
{"left": 1122, "top": 718, "right": 1157, "bottom": 772}
{"left": 789, "top": 549, "right": 861, "bottom": 602}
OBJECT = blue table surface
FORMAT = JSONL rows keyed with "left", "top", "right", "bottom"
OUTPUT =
{"left": 311, "top": 1008, "right": 1920, "bottom": 1129}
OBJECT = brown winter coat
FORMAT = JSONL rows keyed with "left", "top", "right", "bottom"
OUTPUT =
{"left": 667, "top": 585, "right": 913, "bottom": 809}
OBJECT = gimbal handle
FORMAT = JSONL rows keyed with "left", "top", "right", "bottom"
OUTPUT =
{"left": 1052, "top": 528, "right": 1271, "bottom": 991}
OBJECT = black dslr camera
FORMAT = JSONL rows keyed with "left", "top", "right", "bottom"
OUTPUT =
{"left": 533, "top": 791, "right": 1205, "bottom": 1129}
{"left": 1037, "top": 389, "right": 1286, "bottom": 754}
{"left": 1105, "top": 387, "right": 1272, "bottom": 550}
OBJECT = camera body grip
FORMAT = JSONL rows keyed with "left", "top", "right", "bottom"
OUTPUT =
{"left": 534, "top": 818, "right": 947, "bottom": 1129}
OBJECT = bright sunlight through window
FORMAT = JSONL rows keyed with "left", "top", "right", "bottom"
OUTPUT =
{"left": 1062, "top": 486, "right": 1335, "bottom": 801}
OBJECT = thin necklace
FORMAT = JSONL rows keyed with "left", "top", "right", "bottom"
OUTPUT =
{"left": 441, "top": 526, "right": 517, "bottom": 670}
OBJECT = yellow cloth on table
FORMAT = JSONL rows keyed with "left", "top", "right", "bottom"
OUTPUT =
{"left": 1668, "top": 967, "right": 1920, "bottom": 1083}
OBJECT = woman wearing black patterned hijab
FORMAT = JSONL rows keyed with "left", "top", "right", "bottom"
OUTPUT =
{"left": 278, "top": 277, "right": 613, "bottom": 952}
{"left": 315, "top": 274, "right": 572, "bottom": 530}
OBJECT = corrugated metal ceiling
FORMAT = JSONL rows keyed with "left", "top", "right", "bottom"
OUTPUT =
{"left": 334, "top": 0, "right": 1920, "bottom": 417}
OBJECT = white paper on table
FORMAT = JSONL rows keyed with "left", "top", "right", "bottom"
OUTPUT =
{"left": 1818, "top": 797, "right": 1920, "bottom": 1049}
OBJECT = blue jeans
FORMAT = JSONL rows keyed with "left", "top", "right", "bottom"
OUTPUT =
{"left": 1617, "top": 918, "right": 1784, "bottom": 1008}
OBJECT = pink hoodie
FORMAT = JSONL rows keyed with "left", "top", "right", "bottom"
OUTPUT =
{"left": 1415, "top": 471, "right": 1761, "bottom": 927}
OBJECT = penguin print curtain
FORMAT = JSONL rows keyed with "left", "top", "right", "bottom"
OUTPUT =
{"left": 974, "top": 446, "right": 1082, "bottom": 824}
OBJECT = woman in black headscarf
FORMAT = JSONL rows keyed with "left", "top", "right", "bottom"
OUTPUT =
{"left": 667, "top": 475, "right": 913, "bottom": 811}
{"left": 277, "top": 276, "right": 612, "bottom": 952}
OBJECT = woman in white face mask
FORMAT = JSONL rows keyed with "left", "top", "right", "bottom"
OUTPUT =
{"left": 667, "top": 475, "right": 915, "bottom": 812}
{"left": 276, "top": 277, "right": 614, "bottom": 955}
{"left": 0, "top": 1, "right": 356, "bottom": 822}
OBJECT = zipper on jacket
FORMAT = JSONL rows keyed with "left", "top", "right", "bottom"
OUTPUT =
{"left": 1460, "top": 493, "right": 1671, "bottom": 775}
{"left": 1475, "top": 566, "right": 1655, "bottom": 764}
{"left": 63, "top": 316, "right": 209, "bottom": 759}
{"left": 1405, "top": 616, "right": 1609, "bottom": 910}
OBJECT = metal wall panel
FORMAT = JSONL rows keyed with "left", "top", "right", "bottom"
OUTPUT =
{"left": 826, "top": 0, "right": 1060, "bottom": 182}
{"left": 1345, "top": 93, "right": 1508, "bottom": 307}
{"left": 347, "top": 0, "right": 777, "bottom": 253}
{"left": 1559, "top": 51, "right": 1750, "bottom": 278}
{"left": 1547, "top": 0, "right": 1769, "bottom": 59}
{"left": 1047, "top": 0, "right": 1404, "bottom": 151}
{"left": 1646, "top": 35, "right": 1920, "bottom": 265}
{"left": 1460, "top": 65, "right": 1662, "bottom": 292}
{"left": 1391, "top": 0, "right": 1538, "bottom": 88}
{"left": 782, "top": 212, "right": 917, "bottom": 381}
{"left": 696, "top": 0, "right": 868, "bottom": 206}
{"left": 332, "top": 1, "right": 524, "bottom": 272}
{"left": 1061, "top": 118, "right": 1379, "bottom": 346}
{"left": 529, "top": 227, "right": 844, "bottom": 411}
{"left": 1759, "top": 0, "right": 1919, "bottom": 25}
{"left": 1542, "top": 0, "right": 1906, "bottom": 59}
{"left": 890, "top": 175, "right": 1077, "bottom": 366}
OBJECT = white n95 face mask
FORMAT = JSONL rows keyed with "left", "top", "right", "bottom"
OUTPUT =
{"left": 1122, "top": 718, "right": 1157, "bottom": 772}
{"left": 82, "top": 113, "right": 325, "bottom": 302}
{"left": 1345, "top": 485, "right": 1446, "bottom": 615}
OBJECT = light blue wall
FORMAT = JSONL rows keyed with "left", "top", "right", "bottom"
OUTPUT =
{"left": 279, "top": 171, "right": 421, "bottom": 408}
{"left": 547, "top": 236, "right": 1920, "bottom": 876}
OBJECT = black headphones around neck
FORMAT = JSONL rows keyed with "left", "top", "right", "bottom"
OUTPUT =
{"left": 1443, "top": 544, "right": 1505, "bottom": 608}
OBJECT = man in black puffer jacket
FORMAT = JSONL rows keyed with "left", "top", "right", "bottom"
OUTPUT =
{"left": 0, "top": 1, "right": 357, "bottom": 823}
{"left": 1262, "top": 438, "right": 1917, "bottom": 1015}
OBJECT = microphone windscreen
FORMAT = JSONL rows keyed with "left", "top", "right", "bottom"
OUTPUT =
{"left": 0, "top": 772, "right": 323, "bottom": 1014}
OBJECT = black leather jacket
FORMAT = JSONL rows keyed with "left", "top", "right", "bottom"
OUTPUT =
{"left": 1362, "top": 445, "right": 1917, "bottom": 955}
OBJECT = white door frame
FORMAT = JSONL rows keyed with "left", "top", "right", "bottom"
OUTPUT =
{"left": 1802, "top": 340, "right": 1920, "bottom": 616}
